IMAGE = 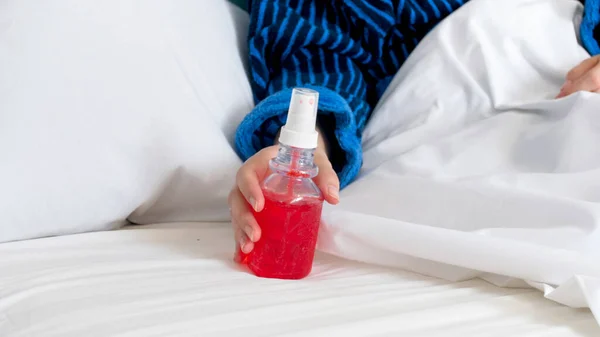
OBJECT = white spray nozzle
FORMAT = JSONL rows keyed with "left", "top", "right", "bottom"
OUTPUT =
{"left": 278, "top": 88, "right": 319, "bottom": 149}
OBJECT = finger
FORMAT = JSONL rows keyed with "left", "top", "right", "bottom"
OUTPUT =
{"left": 240, "top": 235, "right": 254, "bottom": 254}
{"left": 313, "top": 151, "right": 340, "bottom": 205}
{"left": 230, "top": 188, "right": 262, "bottom": 243}
{"left": 234, "top": 227, "right": 254, "bottom": 255}
{"left": 235, "top": 166, "right": 263, "bottom": 212}
{"left": 236, "top": 146, "right": 278, "bottom": 212}
{"left": 559, "top": 68, "right": 600, "bottom": 98}
{"left": 233, "top": 228, "right": 243, "bottom": 262}
{"left": 557, "top": 57, "right": 600, "bottom": 98}
{"left": 566, "top": 56, "right": 600, "bottom": 82}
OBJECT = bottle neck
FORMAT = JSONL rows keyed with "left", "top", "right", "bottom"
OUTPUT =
{"left": 270, "top": 143, "right": 318, "bottom": 178}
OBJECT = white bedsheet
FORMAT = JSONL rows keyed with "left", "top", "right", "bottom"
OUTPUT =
{"left": 319, "top": 0, "right": 600, "bottom": 327}
{"left": 0, "top": 222, "right": 598, "bottom": 336}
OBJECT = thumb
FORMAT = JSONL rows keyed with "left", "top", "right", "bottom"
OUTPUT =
{"left": 313, "top": 151, "right": 340, "bottom": 205}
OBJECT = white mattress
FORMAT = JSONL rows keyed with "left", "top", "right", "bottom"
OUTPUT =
{"left": 1, "top": 222, "right": 597, "bottom": 337}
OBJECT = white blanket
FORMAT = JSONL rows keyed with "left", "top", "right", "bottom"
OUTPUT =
{"left": 319, "top": 0, "right": 600, "bottom": 326}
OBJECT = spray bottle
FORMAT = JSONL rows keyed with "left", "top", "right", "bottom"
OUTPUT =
{"left": 243, "top": 88, "right": 324, "bottom": 279}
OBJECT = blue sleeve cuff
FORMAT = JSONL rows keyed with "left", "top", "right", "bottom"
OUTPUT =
{"left": 581, "top": 0, "right": 600, "bottom": 56}
{"left": 235, "top": 86, "right": 362, "bottom": 189}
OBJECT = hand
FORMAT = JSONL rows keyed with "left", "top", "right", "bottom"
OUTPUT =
{"left": 228, "top": 136, "right": 340, "bottom": 263}
{"left": 557, "top": 55, "right": 600, "bottom": 98}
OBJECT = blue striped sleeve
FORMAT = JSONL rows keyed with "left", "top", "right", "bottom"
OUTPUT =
{"left": 236, "top": 0, "right": 372, "bottom": 188}
{"left": 581, "top": 0, "right": 600, "bottom": 55}
{"left": 236, "top": 0, "right": 467, "bottom": 188}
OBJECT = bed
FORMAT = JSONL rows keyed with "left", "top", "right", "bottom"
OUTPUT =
{"left": 1, "top": 222, "right": 598, "bottom": 336}
{"left": 2, "top": 0, "right": 600, "bottom": 335}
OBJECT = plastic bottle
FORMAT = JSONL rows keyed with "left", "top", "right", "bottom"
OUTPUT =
{"left": 242, "top": 88, "right": 324, "bottom": 280}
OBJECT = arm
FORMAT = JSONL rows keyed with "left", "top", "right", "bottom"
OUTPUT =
{"left": 235, "top": 1, "right": 371, "bottom": 189}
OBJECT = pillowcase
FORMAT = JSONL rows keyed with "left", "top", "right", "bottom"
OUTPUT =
{"left": 0, "top": 0, "right": 253, "bottom": 242}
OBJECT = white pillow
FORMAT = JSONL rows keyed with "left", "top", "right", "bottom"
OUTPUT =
{"left": 0, "top": 0, "right": 252, "bottom": 242}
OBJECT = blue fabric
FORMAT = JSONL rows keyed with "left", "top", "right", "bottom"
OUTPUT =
{"left": 582, "top": 0, "right": 600, "bottom": 55}
{"left": 235, "top": 0, "right": 600, "bottom": 189}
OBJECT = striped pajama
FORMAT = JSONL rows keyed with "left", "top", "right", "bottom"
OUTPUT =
{"left": 235, "top": 0, "right": 600, "bottom": 188}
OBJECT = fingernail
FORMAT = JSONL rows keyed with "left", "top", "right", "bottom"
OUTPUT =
{"left": 328, "top": 185, "right": 339, "bottom": 200}
{"left": 245, "top": 225, "right": 254, "bottom": 242}
{"left": 249, "top": 197, "right": 257, "bottom": 211}
{"left": 240, "top": 237, "right": 252, "bottom": 254}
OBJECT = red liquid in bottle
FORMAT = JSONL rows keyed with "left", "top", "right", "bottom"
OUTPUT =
{"left": 237, "top": 87, "right": 324, "bottom": 279}
{"left": 247, "top": 190, "right": 323, "bottom": 279}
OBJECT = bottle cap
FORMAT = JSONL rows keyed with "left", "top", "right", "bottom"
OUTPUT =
{"left": 278, "top": 88, "right": 319, "bottom": 149}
